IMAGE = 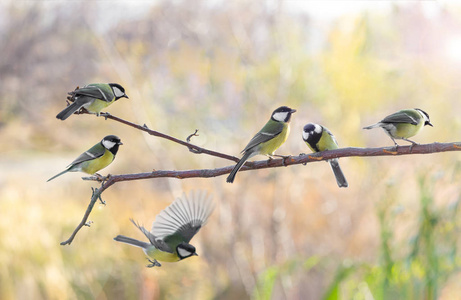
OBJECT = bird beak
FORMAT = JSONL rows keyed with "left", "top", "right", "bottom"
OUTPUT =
{"left": 118, "top": 141, "right": 124, "bottom": 145}
{"left": 193, "top": 253, "right": 198, "bottom": 256}
{"left": 427, "top": 121, "right": 433, "bottom": 127}
{"left": 291, "top": 109, "right": 297, "bottom": 113}
{"left": 124, "top": 94, "right": 129, "bottom": 99}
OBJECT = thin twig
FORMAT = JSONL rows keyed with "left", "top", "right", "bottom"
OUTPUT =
{"left": 186, "top": 129, "right": 199, "bottom": 143}
{"left": 186, "top": 129, "right": 201, "bottom": 153}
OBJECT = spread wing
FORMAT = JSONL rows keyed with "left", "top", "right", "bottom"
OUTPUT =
{"left": 381, "top": 111, "right": 418, "bottom": 125}
{"left": 70, "top": 84, "right": 112, "bottom": 102}
{"left": 151, "top": 190, "right": 215, "bottom": 245}
{"left": 241, "top": 120, "right": 284, "bottom": 153}
{"left": 68, "top": 142, "right": 106, "bottom": 167}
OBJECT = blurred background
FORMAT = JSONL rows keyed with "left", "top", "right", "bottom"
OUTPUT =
{"left": 1, "top": 1, "right": 461, "bottom": 299}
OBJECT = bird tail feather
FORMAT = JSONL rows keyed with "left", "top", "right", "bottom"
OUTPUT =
{"left": 329, "top": 159, "right": 348, "bottom": 188}
{"left": 113, "top": 235, "right": 151, "bottom": 249}
{"left": 47, "top": 169, "right": 70, "bottom": 182}
{"left": 363, "top": 123, "right": 381, "bottom": 130}
{"left": 226, "top": 151, "right": 253, "bottom": 183}
{"left": 56, "top": 101, "right": 83, "bottom": 120}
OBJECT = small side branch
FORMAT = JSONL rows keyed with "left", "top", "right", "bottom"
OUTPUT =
{"left": 60, "top": 178, "right": 116, "bottom": 245}
{"left": 186, "top": 129, "right": 201, "bottom": 154}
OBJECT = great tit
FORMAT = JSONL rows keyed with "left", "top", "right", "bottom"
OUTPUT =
{"left": 47, "top": 135, "right": 122, "bottom": 182}
{"left": 114, "top": 191, "right": 215, "bottom": 267}
{"left": 226, "top": 106, "right": 296, "bottom": 183}
{"left": 56, "top": 83, "right": 129, "bottom": 120}
{"left": 302, "top": 123, "right": 348, "bottom": 188}
{"left": 363, "top": 108, "right": 433, "bottom": 146}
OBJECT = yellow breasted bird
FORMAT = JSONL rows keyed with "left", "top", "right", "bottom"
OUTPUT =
{"left": 303, "top": 123, "right": 348, "bottom": 188}
{"left": 226, "top": 106, "right": 296, "bottom": 183}
{"left": 56, "top": 83, "right": 128, "bottom": 120}
{"left": 114, "top": 191, "right": 215, "bottom": 267}
{"left": 47, "top": 135, "right": 122, "bottom": 182}
{"left": 363, "top": 108, "right": 433, "bottom": 146}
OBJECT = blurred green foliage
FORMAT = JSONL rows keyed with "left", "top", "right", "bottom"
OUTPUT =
{"left": 0, "top": 1, "right": 460, "bottom": 299}
{"left": 318, "top": 172, "right": 461, "bottom": 300}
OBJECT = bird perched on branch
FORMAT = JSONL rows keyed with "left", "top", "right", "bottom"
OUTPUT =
{"left": 302, "top": 123, "right": 348, "bottom": 188}
{"left": 226, "top": 106, "right": 296, "bottom": 183}
{"left": 47, "top": 135, "right": 122, "bottom": 182}
{"left": 363, "top": 108, "right": 433, "bottom": 147}
{"left": 114, "top": 191, "right": 215, "bottom": 267}
{"left": 56, "top": 83, "right": 128, "bottom": 120}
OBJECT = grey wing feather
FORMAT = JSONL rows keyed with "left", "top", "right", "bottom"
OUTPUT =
{"left": 381, "top": 112, "right": 417, "bottom": 125}
{"left": 71, "top": 86, "right": 110, "bottom": 102}
{"left": 68, "top": 145, "right": 105, "bottom": 167}
{"left": 130, "top": 219, "right": 173, "bottom": 253}
{"left": 241, "top": 125, "right": 283, "bottom": 153}
{"left": 151, "top": 190, "right": 215, "bottom": 243}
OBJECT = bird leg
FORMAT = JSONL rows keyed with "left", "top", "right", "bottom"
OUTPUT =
{"left": 93, "top": 173, "right": 106, "bottom": 182}
{"left": 383, "top": 137, "right": 399, "bottom": 154}
{"left": 391, "top": 137, "right": 400, "bottom": 148}
{"left": 99, "top": 112, "right": 112, "bottom": 119}
{"left": 403, "top": 138, "right": 419, "bottom": 152}
{"left": 147, "top": 258, "right": 162, "bottom": 268}
{"left": 99, "top": 174, "right": 111, "bottom": 185}
{"left": 269, "top": 154, "right": 291, "bottom": 166}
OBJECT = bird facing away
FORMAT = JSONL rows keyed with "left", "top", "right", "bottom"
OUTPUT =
{"left": 363, "top": 108, "right": 433, "bottom": 146}
{"left": 47, "top": 135, "right": 122, "bottom": 182}
{"left": 114, "top": 191, "right": 215, "bottom": 267}
{"left": 302, "top": 123, "right": 348, "bottom": 188}
{"left": 56, "top": 83, "right": 129, "bottom": 120}
{"left": 226, "top": 106, "right": 297, "bottom": 183}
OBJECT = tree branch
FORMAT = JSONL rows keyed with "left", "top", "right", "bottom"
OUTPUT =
{"left": 61, "top": 111, "right": 460, "bottom": 245}
{"left": 60, "top": 179, "right": 116, "bottom": 245}
{"left": 83, "top": 142, "right": 461, "bottom": 182}
{"left": 100, "top": 113, "right": 239, "bottom": 162}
